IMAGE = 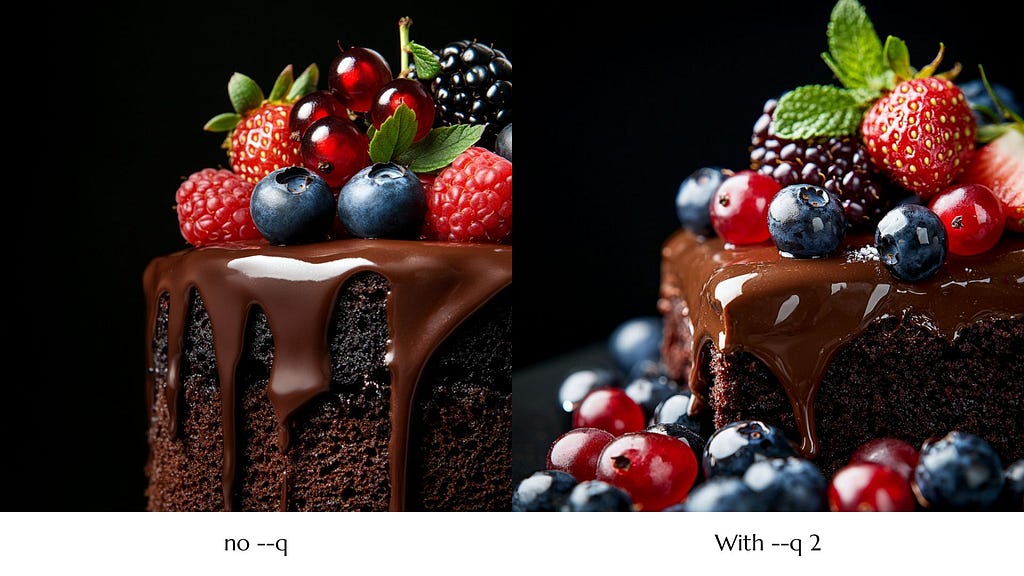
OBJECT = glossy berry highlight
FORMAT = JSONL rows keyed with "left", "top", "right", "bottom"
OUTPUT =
{"left": 709, "top": 170, "right": 780, "bottom": 245}
{"left": 596, "top": 431, "right": 698, "bottom": 511}
{"left": 928, "top": 183, "right": 1005, "bottom": 256}
{"left": 328, "top": 47, "right": 393, "bottom": 113}
{"left": 572, "top": 388, "right": 646, "bottom": 436}
{"left": 546, "top": 428, "right": 615, "bottom": 482}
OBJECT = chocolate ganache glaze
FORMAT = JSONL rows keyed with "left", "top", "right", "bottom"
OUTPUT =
{"left": 144, "top": 239, "right": 512, "bottom": 511}
{"left": 660, "top": 230, "right": 1024, "bottom": 457}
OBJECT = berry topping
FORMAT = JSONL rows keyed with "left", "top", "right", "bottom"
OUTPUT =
{"left": 512, "top": 470, "right": 578, "bottom": 512}
{"left": 299, "top": 115, "right": 371, "bottom": 190}
{"left": 608, "top": 316, "right": 663, "bottom": 374}
{"left": 646, "top": 423, "right": 706, "bottom": 480}
{"left": 288, "top": 90, "right": 349, "bottom": 142}
{"left": 682, "top": 476, "right": 768, "bottom": 512}
{"left": 596, "top": 431, "right": 698, "bottom": 511}
{"left": 423, "top": 146, "right": 512, "bottom": 243}
{"left": 927, "top": 183, "right": 1005, "bottom": 255}
{"left": 652, "top": 392, "right": 701, "bottom": 435}
{"left": 572, "top": 387, "right": 646, "bottom": 436}
{"left": 623, "top": 376, "right": 679, "bottom": 423}
{"left": 328, "top": 46, "right": 393, "bottom": 113}
{"left": 767, "top": 184, "right": 848, "bottom": 258}
{"left": 956, "top": 128, "right": 1024, "bottom": 233}
{"left": 709, "top": 170, "right": 780, "bottom": 245}
{"left": 676, "top": 167, "right": 731, "bottom": 236}
{"left": 250, "top": 166, "right": 336, "bottom": 245}
{"left": 429, "top": 40, "right": 513, "bottom": 149}
{"left": 874, "top": 204, "right": 948, "bottom": 282}
{"left": 703, "top": 420, "right": 798, "bottom": 479}
{"left": 849, "top": 437, "right": 920, "bottom": 480}
{"left": 175, "top": 168, "right": 262, "bottom": 247}
{"left": 828, "top": 462, "right": 916, "bottom": 512}
{"left": 546, "top": 428, "right": 615, "bottom": 483}
{"left": 495, "top": 123, "right": 512, "bottom": 162}
{"left": 337, "top": 162, "right": 427, "bottom": 239}
{"left": 563, "top": 480, "right": 635, "bottom": 512}
{"left": 913, "top": 431, "right": 1005, "bottom": 510}
{"left": 557, "top": 368, "right": 621, "bottom": 413}
{"left": 370, "top": 78, "right": 436, "bottom": 142}
{"left": 742, "top": 457, "right": 827, "bottom": 511}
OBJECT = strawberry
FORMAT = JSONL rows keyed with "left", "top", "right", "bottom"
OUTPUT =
{"left": 204, "top": 64, "right": 319, "bottom": 185}
{"left": 861, "top": 77, "right": 976, "bottom": 198}
{"left": 957, "top": 128, "right": 1024, "bottom": 232}
{"left": 175, "top": 168, "right": 262, "bottom": 246}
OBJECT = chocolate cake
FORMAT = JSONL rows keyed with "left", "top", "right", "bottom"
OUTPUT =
{"left": 143, "top": 239, "right": 512, "bottom": 511}
{"left": 659, "top": 230, "right": 1024, "bottom": 476}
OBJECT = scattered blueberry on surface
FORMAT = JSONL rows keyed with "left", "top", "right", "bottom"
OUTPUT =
{"left": 624, "top": 376, "right": 679, "bottom": 422}
{"left": 703, "top": 420, "right": 798, "bottom": 479}
{"left": 608, "top": 316, "right": 663, "bottom": 374}
{"left": 767, "top": 184, "right": 847, "bottom": 258}
{"left": 998, "top": 459, "right": 1024, "bottom": 511}
{"left": 628, "top": 358, "right": 669, "bottom": 381}
{"left": 682, "top": 476, "right": 769, "bottom": 512}
{"left": 958, "top": 79, "right": 1022, "bottom": 125}
{"left": 495, "top": 123, "right": 512, "bottom": 162}
{"left": 676, "top": 167, "right": 730, "bottom": 236}
{"left": 743, "top": 457, "right": 827, "bottom": 511}
{"left": 337, "top": 162, "right": 426, "bottom": 239}
{"left": 563, "top": 480, "right": 635, "bottom": 512}
{"left": 874, "top": 204, "right": 948, "bottom": 282}
{"left": 250, "top": 166, "right": 336, "bottom": 245}
{"left": 652, "top": 392, "right": 701, "bottom": 434}
{"left": 913, "top": 431, "right": 1004, "bottom": 510}
{"left": 557, "top": 368, "right": 621, "bottom": 413}
{"left": 512, "top": 470, "right": 578, "bottom": 512}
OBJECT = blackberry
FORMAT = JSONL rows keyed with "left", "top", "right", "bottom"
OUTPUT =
{"left": 750, "top": 99, "right": 895, "bottom": 229}
{"left": 428, "top": 40, "right": 512, "bottom": 150}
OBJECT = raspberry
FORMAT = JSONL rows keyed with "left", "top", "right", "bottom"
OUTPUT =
{"left": 175, "top": 168, "right": 262, "bottom": 247}
{"left": 423, "top": 147, "right": 512, "bottom": 243}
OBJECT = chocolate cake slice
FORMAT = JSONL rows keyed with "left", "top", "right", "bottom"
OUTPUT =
{"left": 659, "top": 230, "right": 1024, "bottom": 476}
{"left": 144, "top": 239, "right": 512, "bottom": 511}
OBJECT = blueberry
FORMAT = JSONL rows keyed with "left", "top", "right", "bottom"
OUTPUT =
{"left": 627, "top": 358, "right": 669, "bottom": 380}
{"left": 647, "top": 423, "right": 706, "bottom": 481}
{"left": 703, "top": 420, "right": 798, "bottom": 479}
{"left": 557, "top": 368, "right": 621, "bottom": 413}
{"left": 250, "top": 166, "right": 336, "bottom": 245}
{"left": 913, "top": 431, "right": 1005, "bottom": 510}
{"left": 653, "top": 392, "right": 701, "bottom": 434}
{"left": 624, "top": 376, "right": 678, "bottom": 422}
{"left": 767, "top": 184, "right": 847, "bottom": 258}
{"left": 608, "top": 316, "right": 662, "bottom": 374}
{"left": 495, "top": 123, "right": 512, "bottom": 161}
{"left": 676, "top": 167, "right": 729, "bottom": 236}
{"left": 958, "top": 79, "right": 1022, "bottom": 125}
{"left": 874, "top": 204, "right": 948, "bottom": 282}
{"left": 682, "top": 476, "right": 769, "bottom": 512}
{"left": 337, "top": 162, "right": 426, "bottom": 239}
{"left": 997, "top": 459, "right": 1024, "bottom": 511}
{"left": 742, "top": 457, "right": 827, "bottom": 511}
{"left": 562, "top": 480, "right": 634, "bottom": 511}
{"left": 512, "top": 470, "right": 578, "bottom": 511}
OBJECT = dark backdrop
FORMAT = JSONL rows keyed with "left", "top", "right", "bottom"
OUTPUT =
{"left": 9, "top": 1, "right": 1019, "bottom": 511}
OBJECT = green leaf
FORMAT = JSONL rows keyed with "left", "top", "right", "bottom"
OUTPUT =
{"left": 773, "top": 85, "right": 866, "bottom": 140}
{"left": 976, "top": 123, "right": 1010, "bottom": 144}
{"left": 287, "top": 64, "right": 319, "bottom": 101}
{"left": 884, "top": 35, "right": 913, "bottom": 81}
{"left": 915, "top": 43, "right": 945, "bottom": 78}
{"left": 228, "top": 72, "right": 264, "bottom": 115}
{"left": 409, "top": 42, "right": 441, "bottom": 80}
{"left": 396, "top": 124, "right": 485, "bottom": 172}
{"left": 824, "top": 0, "right": 887, "bottom": 91}
{"left": 268, "top": 65, "right": 294, "bottom": 101}
{"left": 368, "top": 105, "right": 418, "bottom": 163}
{"left": 203, "top": 112, "right": 242, "bottom": 132}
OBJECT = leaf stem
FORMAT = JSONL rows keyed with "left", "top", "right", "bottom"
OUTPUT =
{"left": 399, "top": 17, "right": 412, "bottom": 78}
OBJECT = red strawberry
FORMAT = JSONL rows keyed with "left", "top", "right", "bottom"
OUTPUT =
{"left": 175, "top": 168, "right": 262, "bottom": 247}
{"left": 861, "top": 77, "right": 976, "bottom": 198}
{"left": 205, "top": 64, "right": 319, "bottom": 185}
{"left": 957, "top": 128, "right": 1024, "bottom": 232}
{"left": 423, "top": 147, "right": 512, "bottom": 243}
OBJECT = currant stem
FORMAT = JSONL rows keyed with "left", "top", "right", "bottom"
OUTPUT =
{"left": 399, "top": 17, "right": 412, "bottom": 78}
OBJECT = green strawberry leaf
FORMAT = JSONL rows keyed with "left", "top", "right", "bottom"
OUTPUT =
{"left": 368, "top": 105, "right": 418, "bottom": 163}
{"left": 228, "top": 72, "right": 264, "bottom": 115}
{"left": 396, "top": 124, "right": 485, "bottom": 173}
{"left": 823, "top": 0, "right": 887, "bottom": 91}
{"left": 268, "top": 65, "right": 294, "bottom": 102}
{"left": 915, "top": 43, "right": 946, "bottom": 79}
{"left": 204, "top": 112, "right": 242, "bottom": 133}
{"left": 773, "top": 85, "right": 866, "bottom": 140}
{"left": 409, "top": 42, "right": 441, "bottom": 80}
{"left": 884, "top": 35, "right": 913, "bottom": 81}
{"left": 287, "top": 63, "right": 319, "bottom": 101}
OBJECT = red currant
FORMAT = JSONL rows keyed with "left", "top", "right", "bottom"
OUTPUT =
{"left": 328, "top": 46, "right": 393, "bottom": 113}
{"left": 849, "top": 437, "right": 919, "bottom": 480}
{"left": 595, "top": 431, "right": 698, "bottom": 511}
{"left": 371, "top": 78, "right": 436, "bottom": 142}
{"left": 288, "top": 90, "right": 349, "bottom": 142}
{"left": 828, "top": 462, "right": 916, "bottom": 512}
{"left": 546, "top": 427, "right": 615, "bottom": 482}
{"left": 572, "top": 388, "right": 645, "bottom": 436}
{"left": 709, "top": 170, "right": 780, "bottom": 245}
{"left": 299, "top": 116, "right": 370, "bottom": 189}
{"left": 928, "top": 183, "right": 1005, "bottom": 255}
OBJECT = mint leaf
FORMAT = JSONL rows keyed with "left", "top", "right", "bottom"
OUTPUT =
{"left": 823, "top": 0, "right": 887, "bottom": 91}
{"left": 773, "top": 85, "right": 866, "bottom": 139}
{"left": 228, "top": 72, "right": 264, "bottom": 115}
{"left": 409, "top": 42, "right": 441, "bottom": 80}
{"left": 884, "top": 36, "right": 913, "bottom": 80}
{"left": 368, "top": 105, "right": 418, "bottom": 163}
{"left": 396, "top": 124, "right": 485, "bottom": 172}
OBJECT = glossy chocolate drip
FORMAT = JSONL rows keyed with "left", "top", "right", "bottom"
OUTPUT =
{"left": 143, "top": 239, "right": 512, "bottom": 511}
{"left": 661, "top": 230, "right": 1024, "bottom": 457}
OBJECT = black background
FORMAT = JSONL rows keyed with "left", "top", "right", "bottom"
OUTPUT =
{"left": 10, "top": 1, "right": 1021, "bottom": 510}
